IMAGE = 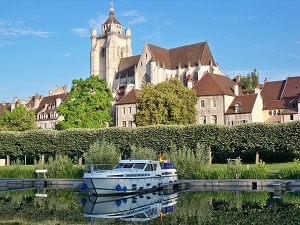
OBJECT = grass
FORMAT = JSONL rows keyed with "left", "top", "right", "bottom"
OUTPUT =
{"left": 0, "top": 162, "right": 298, "bottom": 179}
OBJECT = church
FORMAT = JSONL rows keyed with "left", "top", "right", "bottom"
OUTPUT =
{"left": 90, "top": 2, "right": 223, "bottom": 100}
{"left": 90, "top": 2, "right": 275, "bottom": 128}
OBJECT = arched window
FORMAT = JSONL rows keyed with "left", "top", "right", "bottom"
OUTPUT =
{"left": 142, "top": 74, "right": 151, "bottom": 84}
{"left": 193, "top": 72, "right": 198, "bottom": 81}
{"left": 101, "top": 47, "right": 105, "bottom": 57}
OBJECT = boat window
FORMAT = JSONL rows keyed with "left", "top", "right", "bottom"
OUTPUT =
{"left": 115, "top": 163, "right": 124, "bottom": 169}
{"left": 133, "top": 163, "right": 146, "bottom": 169}
{"left": 152, "top": 164, "right": 157, "bottom": 170}
{"left": 145, "top": 164, "right": 156, "bottom": 171}
{"left": 123, "top": 163, "right": 134, "bottom": 168}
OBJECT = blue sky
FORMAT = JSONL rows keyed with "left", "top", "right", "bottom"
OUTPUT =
{"left": 1, "top": 0, "right": 300, "bottom": 102}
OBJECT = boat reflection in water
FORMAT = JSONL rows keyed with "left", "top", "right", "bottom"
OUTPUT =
{"left": 82, "top": 191, "right": 178, "bottom": 222}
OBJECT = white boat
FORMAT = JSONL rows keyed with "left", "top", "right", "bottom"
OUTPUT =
{"left": 83, "top": 159, "right": 178, "bottom": 195}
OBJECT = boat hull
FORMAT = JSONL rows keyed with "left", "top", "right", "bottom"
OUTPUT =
{"left": 83, "top": 176, "right": 162, "bottom": 195}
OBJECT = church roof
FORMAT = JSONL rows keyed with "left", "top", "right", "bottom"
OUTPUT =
{"left": 115, "top": 89, "right": 140, "bottom": 105}
{"left": 147, "top": 41, "right": 217, "bottom": 70}
{"left": 192, "top": 73, "right": 240, "bottom": 97}
{"left": 225, "top": 94, "right": 258, "bottom": 114}
{"left": 117, "top": 55, "right": 140, "bottom": 79}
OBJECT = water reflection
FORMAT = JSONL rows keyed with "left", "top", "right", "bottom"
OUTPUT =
{"left": 0, "top": 188, "right": 300, "bottom": 224}
{"left": 82, "top": 191, "right": 178, "bottom": 223}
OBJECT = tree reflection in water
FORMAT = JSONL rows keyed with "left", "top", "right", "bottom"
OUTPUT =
{"left": 0, "top": 189, "right": 300, "bottom": 224}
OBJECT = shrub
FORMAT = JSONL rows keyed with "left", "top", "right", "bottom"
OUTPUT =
{"left": 127, "top": 145, "right": 157, "bottom": 160}
{"left": 242, "top": 161, "right": 269, "bottom": 179}
{"left": 278, "top": 161, "right": 300, "bottom": 179}
{"left": 83, "top": 140, "right": 120, "bottom": 166}
{"left": 46, "top": 154, "right": 74, "bottom": 178}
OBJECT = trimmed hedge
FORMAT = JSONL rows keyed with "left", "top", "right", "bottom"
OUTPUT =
{"left": 1, "top": 122, "right": 300, "bottom": 163}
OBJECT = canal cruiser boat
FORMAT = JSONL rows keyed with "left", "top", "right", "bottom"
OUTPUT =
{"left": 82, "top": 191, "right": 178, "bottom": 222}
{"left": 83, "top": 159, "right": 178, "bottom": 195}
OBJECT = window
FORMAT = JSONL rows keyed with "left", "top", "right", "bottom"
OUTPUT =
{"left": 142, "top": 74, "right": 151, "bottom": 84}
{"left": 145, "top": 53, "right": 147, "bottom": 58}
{"left": 273, "top": 110, "right": 276, "bottom": 115}
{"left": 128, "top": 121, "right": 133, "bottom": 127}
{"left": 211, "top": 115, "right": 217, "bottom": 124}
{"left": 235, "top": 105, "right": 241, "bottom": 113}
{"left": 140, "top": 62, "right": 143, "bottom": 66}
{"left": 122, "top": 121, "right": 126, "bottom": 127}
{"left": 211, "top": 99, "right": 216, "bottom": 107}
{"left": 122, "top": 107, "right": 126, "bottom": 114}
{"left": 290, "top": 115, "right": 294, "bottom": 121}
{"left": 241, "top": 120, "right": 247, "bottom": 124}
{"left": 128, "top": 107, "right": 132, "bottom": 114}
{"left": 200, "top": 115, "right": 206, "bottom": 124}
{"left": 291, "top": 103, "right": 296, "bottom": 109}
{"left": 277, "top": 110, "right": 281, "bottom": 115}
{"left": 193, "top": 72, "right": 198, "bottom": 81}
{"left": 101, "top": 47, "right": 105, "bottom": 57}
{"left": 200, "top": 100, "right": 205, "bottom": 108}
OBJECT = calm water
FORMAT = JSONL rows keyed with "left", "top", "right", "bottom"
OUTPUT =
{"left": 0, "top": 188, "right": 300, "bottom": 225}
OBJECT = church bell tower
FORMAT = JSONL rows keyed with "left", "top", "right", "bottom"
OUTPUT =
{"left": 90, "top": 2, "right": 132, "bottom": 92}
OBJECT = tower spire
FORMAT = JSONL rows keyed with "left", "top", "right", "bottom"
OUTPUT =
{"left": 109, "top": 2, "right": 114, "bottom": 16}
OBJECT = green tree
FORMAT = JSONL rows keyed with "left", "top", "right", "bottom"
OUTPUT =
{"left": 56, "top": 76, "right": 113, "bottom": 130}
{"left": 239, "top": 68, "right": 259, "bottom": 94}
{"left": 134, "top": 78, "right": 197, "bottom": 126}
{"left": 0, "top": 105, "right": 36, "bottom": 131}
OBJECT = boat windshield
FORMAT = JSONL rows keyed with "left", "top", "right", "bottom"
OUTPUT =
{"left": 115, "top": 163, "right": 146, "bottom": 169}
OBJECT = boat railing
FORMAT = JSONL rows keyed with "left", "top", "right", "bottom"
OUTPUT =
{"left": 86, "top": 164, "right": 114, "bottom": 172}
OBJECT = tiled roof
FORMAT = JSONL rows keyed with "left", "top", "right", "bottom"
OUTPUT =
{"left": 281, "top": 109, "right": 298, "bottom": 115}
{"left": 225, "top": 94, "right": 258, "bottom": 114}
{"left": 115, "top": 89, "right": 140, "bottom": 105}
{"left": 117, "top": 55, "right": 140, "bottom": 79}
{"left": 281, "top": 76, "right": 300, "bottom": 99}
{"left": 147, "top": 41, "right": 216, "bottom": 70}
{"left": 35, "top": 93, "right": 69, "bottom": 114}
{"left": 192, "top": 73, "right": 241, "bottom": 97}
{"left": 261, "top": 80, "right": 286, "bottom": 102}
{"left": 103, "top": 14, "right": 121, "bottom": 25}
{"left": 263, "top": 100, "right": 286, "bottom": 110}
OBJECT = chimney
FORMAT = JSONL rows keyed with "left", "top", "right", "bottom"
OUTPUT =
{"left": 34, "top": 93, "right": 41, "bottom": 108}
{"left": 56, "top": 98, "right": 62, "bottom": 107}
{"left": 235, "top": 75, "right": 241, "bottom": 83}
{"left": 255, "top": 85, "right": 261, "bottom": 94}
{"left": 264, "top": 77, "right": 268, "bottom": 84}
{"left": 63, "top": 85, "right": 67, "bottom": 93}
{"left": 234, "top": 83, "right": 239, "bottom": 96}
{"left": 49, "top": 90, "right": 53, "bottom": 96}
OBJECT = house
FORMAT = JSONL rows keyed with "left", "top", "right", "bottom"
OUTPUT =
{"left": 115, "top": 87, "right": 140, "bottom": 127}
{"left": 192, "top": 73, "right": 243, "bottom": 125}
{"left": 0, "top": 85, "right": 68, "bottom": 130}
{"left": 225, "top": 89, "right": 264, "bottom": 125}
{"left": 261, "top": 77, "right": 300, "bottom": 122}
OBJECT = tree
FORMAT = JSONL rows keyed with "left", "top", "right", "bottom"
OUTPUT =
{"left": 134, "top": 78, "right": 197, "bottom": 126}
{"left": 239, "top": 68, "right": 259, "bottom": 94}
{"left": 56, "top": 76, "right": 113, "bottom": 130}
{"left": 0, "top": 105, "right": 36, "bottom": 131}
